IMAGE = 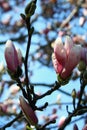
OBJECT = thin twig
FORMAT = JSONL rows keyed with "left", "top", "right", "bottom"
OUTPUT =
{"left": 60, "top": 6, "right": 78, "bottom": 28}
{"left": 77, "top": 81, "right": 86, "bottom": 108}
{"left": 0, "top": 111, "right": 23, "bottom": 130}
{"left": 31, "top": 82, "right": 71, "bottom": 97}
{"left": 58, "top": 106, "right": 87, "bottom": 130}
{"left": 17, "top": 78, "right": 28, "bottom": 99}
{"left": 60, "top": 0, "right": 84, "bottom": 29}
{"left": 34, "top": 82, "right": 61, "bottom": 100}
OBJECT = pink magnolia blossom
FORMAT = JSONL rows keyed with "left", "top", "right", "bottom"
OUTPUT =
{"left": 19, "top": 96, "right": 38, "bottom": 126}
{"left": 5, "top": 40, "right": 22, "bottom": 73}
{"left": 52, "top": 36, "right": 82, "bottom": 80}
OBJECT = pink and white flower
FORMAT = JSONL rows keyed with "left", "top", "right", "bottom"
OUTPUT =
{"left": 52, "top": 36, "right": 82, "bottom": 80}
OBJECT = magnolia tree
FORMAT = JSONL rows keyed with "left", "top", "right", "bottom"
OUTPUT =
{"left": 0, "top": 0, "right": 87, "bottom": 130}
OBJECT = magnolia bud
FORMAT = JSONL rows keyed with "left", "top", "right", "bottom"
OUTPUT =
{"left": 5, "top": 40, "right": 19, "bottom": 72}
{"left": 19, "top": 96, "right": 38, "bottom": 126}
{"left": 5, "top": 40, "right": 22, "bottom": 78}
{"left": 71, "top": 89, "right": 76, "bottom": 99}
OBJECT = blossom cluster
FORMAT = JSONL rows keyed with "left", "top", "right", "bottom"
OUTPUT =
{"left": 4, "top": 40, "right": 38, "bottom": 126}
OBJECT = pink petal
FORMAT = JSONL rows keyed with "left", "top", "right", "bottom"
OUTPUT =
{"left": 54, "top": 37, "right": 67, "bottom": 65}
{"left": 64, "top": 36, "right": 73, "bottom": 56}
{"left": 16, "top": 48, "right": 22, "bottom": 67}
{"left": 61, "top": 45, "right": 81, "bottom": 79}
{"left": 52, "top": 53, "right": 63, "bottom": 73}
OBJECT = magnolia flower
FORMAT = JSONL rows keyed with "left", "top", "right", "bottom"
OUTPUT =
{"left": 19, "top": 96, "right": 38, "bottom": 126}
{"left": 5, "top": 40, "right": 22, "bottom": 73}
{"left": 52, "top": 36, "right": 82, "bottom": 80}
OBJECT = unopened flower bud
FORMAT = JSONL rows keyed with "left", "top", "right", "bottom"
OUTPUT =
{"left": 4, "top": 40, "right": 22, "bottom": 78}
{"left": 5, "top": 40, "right": 19, "bottom": 72}
{"left": 19, "top": 96, "right": 38, "bottom": 126}
{"left": 71, "top": 89, "right": 76, "bottom": 99}
{"left": 25, "top": 1, "right": 36, "bottom": 17}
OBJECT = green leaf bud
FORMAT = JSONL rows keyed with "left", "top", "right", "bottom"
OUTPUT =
{"left": 77, "top": 61, "right": 86, "bottom": 72}
{"left": 71, "top": 89, "right": 76, "bottom": 99}
{"left": 25, "top": 1, "right": 36, "bottom": 17}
